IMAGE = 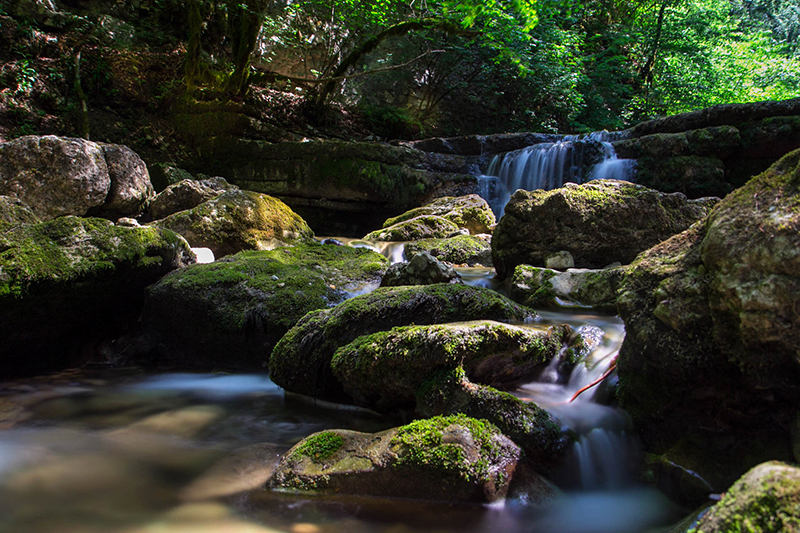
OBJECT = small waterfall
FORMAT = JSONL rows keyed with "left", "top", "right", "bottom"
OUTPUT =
{"left": 480, "top": 131, "right": 636, "bottom": 218}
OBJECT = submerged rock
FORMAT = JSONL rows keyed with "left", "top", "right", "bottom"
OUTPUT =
{"left": 151, "top": 189, "right": 315, "bottom": 258}
{"left": 616, "top": 149, "right": 800, "bottom": 491}
{"left": 269, "top": 283, "right": 537, "bottom": 402}
{"left": 149, "top": 177, "right": 237, "bottom": 220}
{"left": 380, "top": 251, "right": 462, "bottom": 287}
{"left": 363, "top": 214, "right": 461, "bottom": 241}
{"left": 268, "top": 415, "right": 527, "bottom": 504}
{"left": 142, "top": 244, "right": 388, "bottom": 370}
{"left": 405, "top": 234, "right": 493, "bottom": 266}
{"left": 491, "top": 179, "right": 717, "bottom": 277}
{"left": 381, "top": 194, "right": 496, "bottom": 235}
{"left": 0, "top": 216, "right": 194, "bottom": 377}
{"left": 509, "top": 264, "right": 623, "bottom": 311}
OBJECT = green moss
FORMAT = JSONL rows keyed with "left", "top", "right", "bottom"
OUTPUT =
{"left": 291, "top": 431, "right": 345, "bottom": 462}
{"left": 405, "top": 235, "right": 492, "bottom": 265}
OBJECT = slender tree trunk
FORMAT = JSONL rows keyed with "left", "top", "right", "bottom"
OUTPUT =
{"left": 185, "top": 0, "right": 203, "bottom": 93}
{"left": 73, "top": 51, "right": 90, "bottom": 140}
{"left": 642, "top": 0, "right": 669, "bottom": 85}
{"left": 226, "top": 0, "right": 268, "bottom": 97}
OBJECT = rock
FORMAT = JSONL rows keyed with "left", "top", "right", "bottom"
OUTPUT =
{"left": 509, "top": 264, "right": 623, "bottom": 311}
{"left": 151, "top": 189, "right": 315, "bottom": 258}
{"left": 0, "top": 135, "right": 110, "bottom": 220}
{"left": 692, "top": 461, "right": 800, "bottom": 533}
{"left": 404, "top": 235, "right": 493, "bottom": 266}
{"left": 0, "top": 196, "right": 39, "bottom": 229}
{"left": 142, "top": 244, "right": 389, "bottom": 370}
{"left": 149, "top": 177, "right": 237, "bottom": 220}
{"left": 0, "top": 216, "right": 194, "bottom": 378}
{"left": 330, "top": 321, "right": 575, "bottom": 410}
{"left": 545, "top": 251, "right": 575, "bottom": 270}
{"left": 616, "top": 149, "right": 800, "bottom": 491}
{"left": 363, "top": 215, "right": 461, "bottom": 241}
{"left": 268, "top": 415, "right": 525, "bottom": 504}
{"left": 147, "top": 163, "right": 195, "bottom": 193}
{"left": 491, "top": 179, "right": 717, "bottom": 278}
{"left": 269, "top": 284, "right": 537, "bottom": 403}
{"left": 379, "top": 251, "right": 461, "bottom": 287}
{"left": 381, "top": 195, "right": 496, "bottom": 235}
{"left": 97, "top": 143, "right": 155, "bottom": 218}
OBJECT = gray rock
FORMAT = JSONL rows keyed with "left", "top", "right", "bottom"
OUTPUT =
{"left": 364, "top": 215, "right": 461, "bottom": 241}
{"left": 149, "top": 177, "right": 236, "bottom": 220}
{"left": 99, "top": 143, "right": 155, "bottom": 217}
{"left": 380, "top": 251, "right": 461, "bottom": 287}
{"left": 404, "top": 235, "right": 493, "bottom": 266}
{"left": 545, "top": 251, "right": 575, "bottom": 270}
{"left": 509, "top": 264, "right": 623, "bottom": 310}
{"left": 381, "top": 194, "right": 497, "bottom": 235}
{"left": 0, "top": 196, "right": 39, "bottom": 229}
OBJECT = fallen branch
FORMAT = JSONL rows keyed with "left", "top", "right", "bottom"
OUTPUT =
{"left": 568, "top": 356, "right": 618, "bottom": 403}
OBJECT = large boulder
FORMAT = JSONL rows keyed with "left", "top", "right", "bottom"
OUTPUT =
{"left": 363, "top": 215, "right": 461, "bottom": 241}
{"left": 97, "top": 143, "right": 155, "bottom": 218}
{"left": 381, "top": 195, "right": 496, "bottom": 235}
{"left": 379, "top": 251, "right": 461, "bottom": 287}
{"left": 405, "top": 235, "right": 493, "bottom": 266}
{"left": 269, "top": 283, "right": 537, "bottom": 403}
{"left": 491, "top": 179, "right": 717, "bottom": 278}
{"left": 0, "top": 216, "right": 194, "bottom": 377}
{"left": 268, "top": 415, "right": 529, "bottom": 504}
{"left": 690, "top": 461, "right": 800, "bottom": 533}
{"left": 149, "top": 177, "right": 236, "bottom": 220}
{"left": 142, "top": 244, "right": 389, "bottom": 370}
{"left": 616, "top": 149, "right": 800, "bottom": 490}
{"left": 151, "top": 189, "right": 315, "bottom": 258}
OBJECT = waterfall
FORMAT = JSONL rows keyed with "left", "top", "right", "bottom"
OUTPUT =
{"left": 479, "top": 132, "right": 636, "bottom": 218}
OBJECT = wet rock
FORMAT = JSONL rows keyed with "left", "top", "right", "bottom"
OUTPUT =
{"left": 143, "top": 244, "right": 388, "bottom": 370}
{"left": 545, "top": 251, "right": 575, "bottom": 270}
{"left": 405, "top": 235, "right": 493, "bottom": 266}
{"left": 0, "top": 196, "right": 39, "bottom": 229}
{"left": 380, "top": 251, "right": 461, "bottom": 287}
{"left": 149, "top": 177, "right": 237, "bottom": 220}
{"left": 97, "top": 143, "right": 155, "bottom": 218}
{"left": 151, "top": 189, "right": 315, "bottom": 258}
{"left": 692, "top": 461, "right": 800, "bottom": 533}
{"left": 381, "top": 194, "right": 496, "bottom": 235}
{"left": 492, "top": 179, "right": 717, "bottom": 277}
{"left": 509, "top": 264, "right": 623, "bottom": 311}
{"left": 269, "top": 284, "right": 537, "bottom": 403}
{"left": 268, "top": 415, "right": 525, "bottom": 504}
{"left": 363, "top": 215, "right": 461, "bottom": 241}
{"left": 0, "top": 216, "right": 194, "bottom": 378}
{"left": 616, "top": 149, "right": 800, "bottom": 491}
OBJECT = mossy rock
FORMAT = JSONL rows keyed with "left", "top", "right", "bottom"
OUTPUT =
{"left": 0, "top": 196, "right": 40, "bottom": 229}
{"left": 151, "top": 189, "right": 315, "bottom": 258}
{"left": 0, "top": 216, "right": 194, "bottom": 377}
{"left": 379, "top": 251, "right": 461, "bottom": 287}
{"left": 269, "top": 283, "right": 537, "bottom": 402}
{"left": 405, "top": 235, "right": 493, "bottom": 266}
{"left": 331, "top": 320, "right": 574, "bottom": 411}
{"left": 149, "top": 177, "right": 236, "bottom": 220}
{"left": 382, "top": 195, "right": 496, "bottom": 235}
{"left": 142, "top": 244, "right": 389, "bottom": 370}
{"left": 509, "top": 264, "right": 623, "bottom": 311}
{"left": 491, "top": 179, "right": 716, "bottom": 278}
{"left": 363, "top": 215, "right": 461, "bottom": 241}
{"left": 690, "top": 461, "right": 800, "bottom": 533}
{"left": 635, "top": 155, "right": 731, "bottom": 199}
{"left": 268, "top": 415, "right": 528, "bottom": 504}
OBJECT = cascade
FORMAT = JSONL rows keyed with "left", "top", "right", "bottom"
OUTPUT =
{"left": 478, "top": 131, "right": 636, "bottom": 218}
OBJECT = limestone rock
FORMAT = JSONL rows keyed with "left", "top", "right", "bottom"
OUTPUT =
{"left": 509, "top": 264, "right": 623, "bottom": 311}
{"left": 381, "top": 195, "right": 496, "bottom": 235}
{"left": 149, "top": 177, "right": 237, "bottom": 220}
{"left": 98, "top": 143, "right": 155, "bottom": 217}
{"left": 269, "top": 416, "right": 526, "bottom": 504}
{"left": 380, "top": 251, "right": 461, "bottom": 287}
{"left": 491, "top": 179, "right": 717, "bottom": 277}
{"left": 405, "top": 235, "right": 493, "bottom": 266}
{"left": 151, "top": 189, "right": 315, "bottom": 258}
{"left": 0, "top": 196, "right": 39, "bottom": 229}
{"left": 364, "top": 215, "right": 461, "bottom": 241}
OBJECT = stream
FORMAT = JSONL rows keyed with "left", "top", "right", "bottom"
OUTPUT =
{"left": 0, "top": 242, "right": 682, "bottom": 533}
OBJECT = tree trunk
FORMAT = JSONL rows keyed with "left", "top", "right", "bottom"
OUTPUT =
{"left": 226, "top": 0, "right": 269, "bottom": 97}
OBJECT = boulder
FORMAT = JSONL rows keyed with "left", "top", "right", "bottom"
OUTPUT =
{"left": 268, "top": 415, "right": 527, "bottom": 504}
{"left": 142, "top": 244, "right": 389, "bottom": 370}
{"left": 0, "top": 196, "right": 39, "bottom": 229}
{"left": 147, "top": 163, "right": 195, "bottom": 193}
{"left": 149, "top": 177, "right": 236, "bottom": 220}
{"left": 405, "top": 235, "right": 493, "bottom": 266}
{"left": 269, "top": 283, "right": 537, "bottom": 403}
{"left": 509, "top": 264, "right": 623, "bottom": 311}
{"left": 151, "top": 189, "right": 315, "bottom": 258}
{"left": 691, "top": 461, "right": 800, "bottom": 533}
{"left": 616, "top": 149, "right": 800, "bottom": 490}
{"left": 491, "top": 179, "right": 717, "bottom": 278}
{"left": 97, "top": 143, "right": 155, "bottom": 218}
{"left": 381, "top": 195, "right": 496, "bottom": 235}
{"left": 363, "top": 215, "right": 461, "bottom": 241}
{"left": 0, "top": 216, "right": 194, "bottom": 377}
{"left": 0, "top": 135, "right": 110, "bottom": 220}
{"left": 379, "top": 251, "right": 461, "bottom": 287}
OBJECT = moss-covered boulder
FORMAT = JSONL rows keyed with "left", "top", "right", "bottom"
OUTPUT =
{"left": 690, "top": 461, "right": 800, "bottom": 533}
{"left": 0, "top": 216, "right": 194, "bottom": 377}
{"left": 142, "top": 244, "right": 389, "bottom": 370}
{"left": 509, "top": 264, "right": 623, "bottom": 310}
{"left": 381, "top": 195, "right": 496, "bottom": 235}
{"left": 405, "top": 235, "right": 493, "bottom": 266}
{"left": 616, "top": 149, "right": 800, "bottom": 491}
{"left": 379, "top": 251, "right": 461, "bottom": 287}
{"left": 149, "top": 177, "right": 236, "bottom": 220}
{"left": 331, "top": 321, "right": 574, "bottom": 410}
{"left": 151, "top": 189, "right": 315, "bottom": 258}
{"left": 269, "top": 283, "right": 537, "bottom": 402}
{"left": 363, "top": 214, "right": 461, "bottom": 241}
{"left": 492, "top": 179, "right": 717, "bottom": 278}
{"left": 268, "top": 415, "right": 529, "bottom": 504}
{"left": 0, "top": 196, "right": 39, "bottom": 229}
